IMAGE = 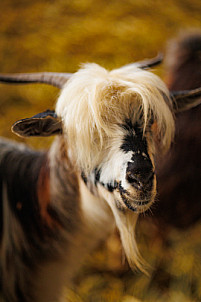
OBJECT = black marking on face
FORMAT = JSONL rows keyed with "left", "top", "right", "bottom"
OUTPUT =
{"left": 121, "top": 120, "right": 155, "bottom": 190}
{"left": 106, "top": 180, "right": 118, "bottom": 192}
{"left": 118, "top": 182, "right": 137, "bottom": 212}
{"left": 93, "top": 168, "right": 119, "bottom": 192}
{"left": 120, "top": 120, "right": 149, "bottom": 155}
{"left": 82, "top": 167, "right": 119, "bottom": 194}
{"left": 93, "top": 168, "right": 117, "bottom": 192}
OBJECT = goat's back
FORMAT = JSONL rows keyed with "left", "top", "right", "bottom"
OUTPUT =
{"left": 0, "top": 137, "right": 46, "bottom": 239}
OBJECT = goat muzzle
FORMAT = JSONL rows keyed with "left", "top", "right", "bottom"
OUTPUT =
{"left": 126, "top": 159, "right": 154, "bottom": 192}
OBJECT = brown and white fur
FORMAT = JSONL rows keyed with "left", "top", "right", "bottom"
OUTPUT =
{"left": 0, "top": 57, "right": 201, "bottom": 302}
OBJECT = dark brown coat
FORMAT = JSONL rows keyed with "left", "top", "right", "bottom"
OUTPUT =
{"left": 154, "top": 32, "right": 201, "bottom": 228}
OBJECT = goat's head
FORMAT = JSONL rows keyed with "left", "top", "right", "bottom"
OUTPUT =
{"left": 1, "top": 55, "right": 201, "bottom": 270}
{"left": 55, "top": 63, "right": 175, "bottom": 215}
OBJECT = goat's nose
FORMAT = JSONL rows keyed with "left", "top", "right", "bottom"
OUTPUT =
{"left": 126, "top": 161, "right": 154, "bottom": 190}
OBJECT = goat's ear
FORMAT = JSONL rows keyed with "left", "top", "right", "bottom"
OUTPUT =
{"left": 171, "top": 87, "right": 201, "bottom": 113}
{"left": 12, "top": 110, "right": 62, "bottom": 137}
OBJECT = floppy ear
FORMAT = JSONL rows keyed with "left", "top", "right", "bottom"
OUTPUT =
{"left": 171, "top": 87, "right": 201, "bottom": 113}
{"left": 12, "top": 110, "right": 62, "bottom": 137}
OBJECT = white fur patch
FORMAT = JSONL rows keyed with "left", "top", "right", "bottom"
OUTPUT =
{"left": 56, "top": 63, "right": 175, "bottom": 172}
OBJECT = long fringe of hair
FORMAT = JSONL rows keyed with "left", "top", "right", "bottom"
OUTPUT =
{"left": 105, "top": 192, "right": 148, "bottom": 273}
{"left": 56, "top": 63, "right": 175, "bottom": 172}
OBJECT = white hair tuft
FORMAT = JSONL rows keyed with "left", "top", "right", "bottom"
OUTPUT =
{"left": 56, "top": 63, "right": 175, "bottom": 172}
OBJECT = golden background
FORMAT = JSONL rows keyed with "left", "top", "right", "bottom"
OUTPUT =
{"left": 0, "top": 1, "right": 201, "bottom": 301}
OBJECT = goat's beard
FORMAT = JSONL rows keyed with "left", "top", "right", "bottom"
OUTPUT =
{"left": 98, "top": 186, "right": 148, "bottom": 273}
{"left": 109, "top": 200, "right": 148, "bottom": 273}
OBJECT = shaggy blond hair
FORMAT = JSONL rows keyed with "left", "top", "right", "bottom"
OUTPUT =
{"left": 56, "top": 63, "right": 175, "bottom": 172}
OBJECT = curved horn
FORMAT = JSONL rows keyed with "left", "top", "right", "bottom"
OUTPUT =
{"left": 135, "top": 53, "right": 163, "bottom": 69}
{"left": 0, "top": 72, "right": 72, "bottom": 89}
{"left": 171, "top": 87, "right": 201, "bottom": 112}
{"left": 120, "top": 53, "right": 163, "bottom": 71}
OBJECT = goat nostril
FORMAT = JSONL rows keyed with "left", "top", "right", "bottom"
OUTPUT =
{"left": 126, "top": 171, "right": 154, "bottom": 189}
{"left": 126, "top": 172, "right": 142, "bottom": 188}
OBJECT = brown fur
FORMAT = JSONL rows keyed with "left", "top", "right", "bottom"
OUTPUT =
{"left": 37, "top": 159, "right": 55, "bottom": 228}
{"left": 154, "top": 32, "right": 201, "bottom": 229}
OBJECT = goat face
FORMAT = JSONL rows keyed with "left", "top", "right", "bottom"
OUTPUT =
{"left": 56, "top": 63, "right": 175, "bottom": 215}
{"left": 89, "top": 119, "right": 156, "bottom": 213}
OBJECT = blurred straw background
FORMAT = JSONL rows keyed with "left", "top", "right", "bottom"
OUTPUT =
{"left": 0, "top": 1, "right": 201, "bottom": 301}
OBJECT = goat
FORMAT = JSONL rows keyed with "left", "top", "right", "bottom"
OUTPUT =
{"left": 0, "top": 55, "right": 201, "bottom": 302}
{"left": 154, "top": 32, "right": 201, "bottom": 229}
